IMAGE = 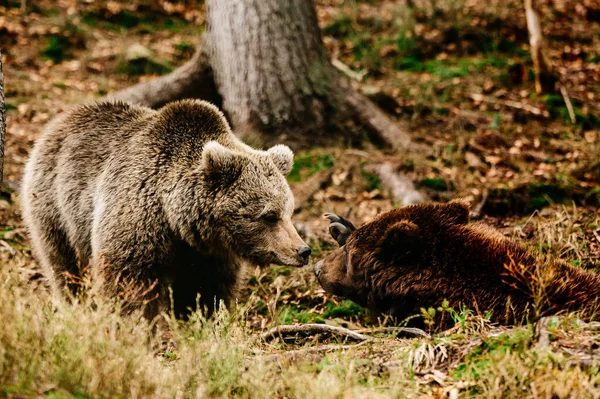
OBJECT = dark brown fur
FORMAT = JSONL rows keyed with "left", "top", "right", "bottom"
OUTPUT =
{"left": 314, "top": 200, "right": 600, "bottom": 328}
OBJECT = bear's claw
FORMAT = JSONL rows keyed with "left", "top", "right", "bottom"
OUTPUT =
{"left": 324, "top": 213, "right": 356, "bottom": 246}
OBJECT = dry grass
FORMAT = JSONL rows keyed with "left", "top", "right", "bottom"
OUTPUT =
{"left": 1, "top": 206, "right": 600, "bottom": 398}
{"left": 1, "top": 0, "right": 600, "bottom": 396}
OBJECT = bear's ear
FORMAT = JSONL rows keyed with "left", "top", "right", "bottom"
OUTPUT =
{"left": 441, "top": 199, "right": 471, "bottom": 224}
{"left": 267, "top": 145, "right": 294, "bottom": 176}
{"left": 201, "top": 141, "right": 243, "bottom": 185}
{"left": 378, "top": 220, "right": 423, "bottom": 262}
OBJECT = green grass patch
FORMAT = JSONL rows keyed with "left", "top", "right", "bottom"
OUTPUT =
{"left": 174, "top": 42, "right": 195, "bottom": 59}
{"left": 395, "top": 57, "right": 509, "bottom": 79}
{"left": 453, "top": 328, "right": 532, "bottom": 378}
{"left": 322, "top": 300, "right": 365, "bottom": 319}
{"left": 40, "top": 35, "right": 74, "bottom": 63}
{"left": 288, "top": 153, "right": 335, "bottom": 182}
{"left": 322, "top": 15, "right": 353, "bottom": 37}
{"left": 420, "top": 177, "right": 450, "bottom": 191}
{"left": 361, "top": 169, "right": 381, "bottom": 191}
{"left": 278, "top": 305, "right": 325, "bottom": 324}
{"left": 118, "top": 58, "right": 172, "bottom": 76}
{"left": 543, "top": 94, "right": 600, "bottom": 129}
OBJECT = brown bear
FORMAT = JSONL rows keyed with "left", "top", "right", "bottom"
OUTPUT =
{"left": 21, "top": 99, "right": 311, "bottom": 319}
{"left": 314, "top": 200, "right": 600, "bottom": 328}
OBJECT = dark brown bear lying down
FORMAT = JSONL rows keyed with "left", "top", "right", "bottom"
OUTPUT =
{"left": 314, "top": 200, "right": 600, "bottom": 328}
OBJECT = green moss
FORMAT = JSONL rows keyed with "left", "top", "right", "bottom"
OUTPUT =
{"left": 278, "top": 306, "right": 325, "bottom": 324}
{"left": 117, "top": 58, "right": 172, "bottom": 76}
{"left": 174, "top": 42, "right": 195, "bottom": 58}
{"left": 543, "top": 94, "right": 600, "bottom": 128}
{"left": 40, "top": 35, "right": 73, "bottom": 63}
{"left": 322, "top": 15, "right": 353, "bottom": 37}
{"left": 322, "top": 300, "right": 365, "bottom": 319}
{"left": 361, "top": 169, "right": 381, "bottom": 191}
{"left": 420, "top": 178, "right": 450, "bottom": 191}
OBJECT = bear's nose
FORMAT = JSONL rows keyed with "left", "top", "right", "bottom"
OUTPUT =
{"left": 297, "top": 246, "right": 312, "bottom": 265}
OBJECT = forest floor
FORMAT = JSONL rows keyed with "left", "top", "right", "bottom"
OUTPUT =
{"left": 1, "top": 0, "right": 600, "bottom": 397}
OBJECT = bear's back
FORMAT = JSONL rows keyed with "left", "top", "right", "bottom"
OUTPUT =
{"left": 22, "top": 101, "right": 156, "bottom": 257}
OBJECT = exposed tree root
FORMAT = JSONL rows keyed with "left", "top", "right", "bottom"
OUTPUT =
{"left": 104, "top": 47, "right": 220, "bottom": 109}
{"left": 104, "top": 46, "right": 411, "bottom": 150}
{"left": 260, "top": 323, "right": 370, "bottom": 342}
{"left": 339, "top": 78, "right": 412, "bottom": 149}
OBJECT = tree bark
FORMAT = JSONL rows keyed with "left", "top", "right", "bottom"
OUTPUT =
{"left": 0, "top": 50, "right": 5, "bottom": 186}
{"left": 106, "top": 0, "right": 411, "bottom": 149}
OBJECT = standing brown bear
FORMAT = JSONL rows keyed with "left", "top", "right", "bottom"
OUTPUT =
{"left": 315, "top": 200, "right": 600, "bottom": 328}
{"left": 21, "top": 99, "right": 311, "bottom": 319}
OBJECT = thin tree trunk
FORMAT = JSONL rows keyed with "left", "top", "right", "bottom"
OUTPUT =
{"left": 525, "top": 0, "right": 556, "bottom": 93}
{"left": 0, "top": 50, "right": 5, "bottom": 186}
{"left": 107, "top": 0, "right": 411, "bottom": 149}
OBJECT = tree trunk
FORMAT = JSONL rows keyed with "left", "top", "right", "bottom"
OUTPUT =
{"left": 525, "top": 0, "right": 557, "bottom": 94}
{"left": 107, "top": 0, "right": 411, "bottom": 149}
{"left": 205, "top": 0, "right": 333, "bottom": 145}
{"left": 0, "top": 50, "right": 5, "bottom": 186}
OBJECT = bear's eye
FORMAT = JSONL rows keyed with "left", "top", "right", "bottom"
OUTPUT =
{"left": 261, "top": 211, "right": 279, "bottom": 225}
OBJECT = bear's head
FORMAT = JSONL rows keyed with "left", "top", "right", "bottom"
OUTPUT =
{"left": 201, "top": 141, "right": 311, "bottom": 267}
{"left": 313, "top": 201, "right": 471, "bottom": 312}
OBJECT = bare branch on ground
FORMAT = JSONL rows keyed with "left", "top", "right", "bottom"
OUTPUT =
{"left": 560, "top": 85, "right": 576, "bottom": 124}
{"left": 340, "top": 78, "right": 412, "bottom": 150}
{"left": 470, "top": 93, "right": 550, "bottom": 117}
{"left": 260, "top": 323, "right": 370, "bottom": 342}
{"left": 354, "top": 326, "right": 430, "bottom": 338}
{"left": 470, "top": 189, "right": 489, "bottom": 219}
{"left": 363, "top": 163, "right": 426, "bottom": 206}
{"left": 534, "top": 316, "right": 550, "bottom": 350}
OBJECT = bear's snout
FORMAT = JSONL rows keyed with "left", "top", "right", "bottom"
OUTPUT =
{"left": 297, "top": 246, "right": 311, "bottom": 265}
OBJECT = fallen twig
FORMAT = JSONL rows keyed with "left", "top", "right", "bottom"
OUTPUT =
{"left": 354, "top": 326, "right": 430, "bottom": 338}
{"left": 260, "top": 324, "right": 370, "bottom": 342}
{"left": 534, "top": 317, "right": 550, "bottom": 350}
{"left": 332, "top": 58, "right": 367, "bottom": 82}
{"left": 560, "top": 85, "right": 576, "bottom": 124}
{"left": 363, "top": 163, "right": 425, "bottom": 206}
{"left": 592, "top": 229, "right": 600, "bottom": 245}
{"left": 0, "top": 240, "right": 15, "bottom": 256}
{"left": 470, "top": 93, "right": 550, "bottom": 118}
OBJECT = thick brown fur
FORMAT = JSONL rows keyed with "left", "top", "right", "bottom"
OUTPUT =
{"left": 21, "top": 99, "right": 310, "bottom": 319}
{"left": 315, "top": 200, "right": 600, "bottom": 328}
